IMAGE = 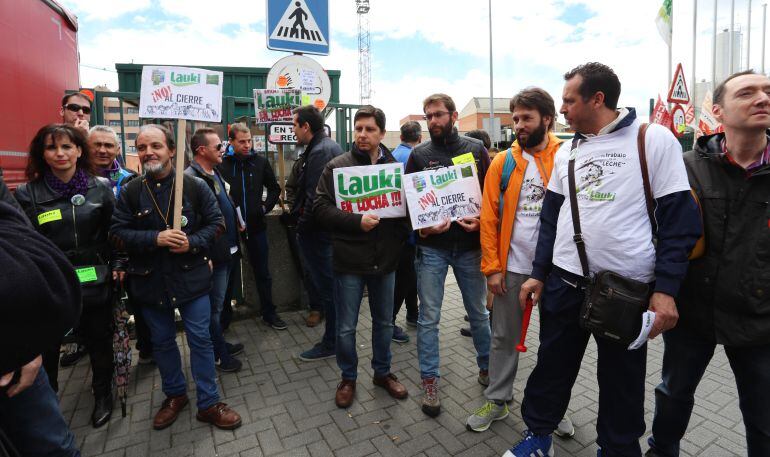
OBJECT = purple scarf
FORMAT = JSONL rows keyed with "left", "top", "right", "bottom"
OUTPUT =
{"left": 101, "top": 160, "right": 122, "bottom": 187}
{"left": 44, "top": 169, "right": 89, "bottom": 200}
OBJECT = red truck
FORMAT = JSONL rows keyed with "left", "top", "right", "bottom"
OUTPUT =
{"left": 0, "top": 0, "right": 80, "bottom": 188}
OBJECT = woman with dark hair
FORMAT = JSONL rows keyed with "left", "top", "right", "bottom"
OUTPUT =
{"left": 15, "top": 124, "right": 118, "bottom": 429}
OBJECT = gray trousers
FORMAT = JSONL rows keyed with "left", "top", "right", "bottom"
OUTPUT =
{"left": 484, "top": 271, "right": 526, "bottom": 402}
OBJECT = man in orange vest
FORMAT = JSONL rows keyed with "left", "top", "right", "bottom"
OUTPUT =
{"left": 467, "top": 87, "right": 573, "bottom": 437}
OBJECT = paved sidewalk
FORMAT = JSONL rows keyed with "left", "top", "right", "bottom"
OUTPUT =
{"left": 60, "top": 276, "right": 747, "bottom": 456}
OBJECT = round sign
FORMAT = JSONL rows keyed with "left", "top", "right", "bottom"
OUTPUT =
{"left": 266, "top": 55, "right": 331, "bottom": 110}
{"left": 671, "top": 104, "right": 687, "bottom": 138}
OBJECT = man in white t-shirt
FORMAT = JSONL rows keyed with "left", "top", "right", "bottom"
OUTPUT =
{"left": 467, "top": 87, "right": 573, "bottom": 438}
{"left": 503, "top": 63, "right": 701, "bottom": 457}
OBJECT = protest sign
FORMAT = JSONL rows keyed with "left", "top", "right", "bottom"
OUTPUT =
{"left": 404, "top": 164, "right": 482, "bottom": 230}
{"left": 139, "top": 66, "right": 223, "bottom": 122}
{"left": 254, "top": 88, "right": 302, "bottom": 124}
{"left": 333, "top": 163, "right": 406, "bottom": 218}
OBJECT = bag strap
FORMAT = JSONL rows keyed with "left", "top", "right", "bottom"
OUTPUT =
{"left": 637, "top": 123, "right": 656, "bottom": 234}
{"left": 567, "top": 137, "right": 590, "bottom": 278}
{"left": 497, "top": 148, "right": 516, "bottom": 226}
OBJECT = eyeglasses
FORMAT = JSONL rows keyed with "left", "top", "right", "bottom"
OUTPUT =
{"left": 423, "top": 111, "right": 450, "bottom": 121}
{"left": 215, "top": 143, "right": 223, "bottom": 151}
{"left": 64, "top": 103, "right": 92, "bottom": 115}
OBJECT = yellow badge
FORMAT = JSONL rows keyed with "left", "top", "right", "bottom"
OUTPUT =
{"left": 37, "top": 209, "right": 63, "bottom": 225}
{"left": 452, "top": 152, "right": 476, "bottom": 165}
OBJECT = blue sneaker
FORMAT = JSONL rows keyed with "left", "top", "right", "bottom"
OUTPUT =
{"left": 392, "top": 325, "right": 410, "bottom": 343}
{"left": 298, "top": 343, "right": 335, "bottom": 361}
{"left": 502, "top": 431, "right": 554, "bottom": 457}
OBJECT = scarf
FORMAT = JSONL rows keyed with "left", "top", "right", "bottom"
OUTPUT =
{"left": 44, "top": 168, "right": 89, "bottom": 200}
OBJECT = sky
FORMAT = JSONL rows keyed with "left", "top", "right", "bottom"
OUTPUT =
{"left": 60, "top": 0, "right": 764, "bottom": 130}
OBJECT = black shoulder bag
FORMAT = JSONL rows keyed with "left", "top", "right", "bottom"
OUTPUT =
{"left": 568, "top": 124, "right": 655, "bottom": 346}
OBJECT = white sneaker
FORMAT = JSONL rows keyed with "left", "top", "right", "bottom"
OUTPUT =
{"left": 554, "top": 415, "right": 575, "bottom": 438}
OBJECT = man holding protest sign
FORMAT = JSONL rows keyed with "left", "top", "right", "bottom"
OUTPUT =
{"left": 313, "top": 105, "right": 411, "bottom": 408}
{"left": 111, "top": 124, "right": 242, "bottom": 431}
{"left": 405, "top": 93, "right": 491, "bottom": 417}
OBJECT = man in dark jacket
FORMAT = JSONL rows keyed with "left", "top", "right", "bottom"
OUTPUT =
{"left": 314, "top": 106, "right": 410, "bottom": 408}
{"left": 186, "top": 127, "right": 244, "bottom": 373}
{"left": 292, "top": 105, "right": 344, "bottom": 361}
{"left": 405, "top": 93, "right": 491, "bottom": 417}
{"left": 0, "top": 201, "right": 81, "bottom": 457}
{"left": 646, "top": 70, "right": 770, "bottom": 457}
{"left": 111, "top": 124, "right": 241, "bottom": 431}
{"left": 218, "top": 123, "right": 285, "bottom": 330}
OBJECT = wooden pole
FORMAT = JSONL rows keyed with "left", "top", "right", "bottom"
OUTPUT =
{"left": 277, "top": 143, "right": 287, "bottom": 211}
{"left": 172, "top": 119, "right": 186, "bottom": 230}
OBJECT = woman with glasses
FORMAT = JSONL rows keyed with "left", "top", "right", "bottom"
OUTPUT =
{"left": 15, "top": 124, "right": 118, "bottom": 429}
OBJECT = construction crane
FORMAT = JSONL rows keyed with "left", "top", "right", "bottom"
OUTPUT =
{"left": 357, "top": 0, "right": 371, "bottom": 105}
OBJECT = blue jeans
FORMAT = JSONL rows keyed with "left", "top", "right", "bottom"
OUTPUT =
{"left": 243, "top": 229, "right": 276, "bottom": 320}
{"left": 649, "top": 325, "right": 770, "bottom": 457}
{"left": 297, "top": 231, "right": 336, "bottom": 350}
{"left": 521, "top": 269, "right": 647, "bottom": 457}
{"left": 210, "top": 262, "right": 233, "bottom": 363}
{"left": 336, "top": 272, "right": 396, "bottom": 380}
{"left": 415, "top": 245, "right": 490, "bottom": 379}
{"left": 0, "top": 370, "right": 80, "bottom": 457}
{"left": 141, "top": 295, "right": 219, "bottom": 410}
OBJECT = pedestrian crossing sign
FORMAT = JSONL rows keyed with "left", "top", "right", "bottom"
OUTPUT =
{"left": 667, "top": 63, "right": 690, "bottom": 104}
{"left": 267, "top": 0, "right": 329, "bottom": 55}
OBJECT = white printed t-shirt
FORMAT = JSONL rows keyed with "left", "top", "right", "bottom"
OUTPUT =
{"left": 548, "top": 120, "right": 690, "bottom": 282}
{"left": 507, "top": 151, "right": 546, "bottom": 275}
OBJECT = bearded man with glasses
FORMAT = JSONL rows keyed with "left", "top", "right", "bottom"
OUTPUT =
{"left": 405, "top": 93, "right": 492, "bottom": 417}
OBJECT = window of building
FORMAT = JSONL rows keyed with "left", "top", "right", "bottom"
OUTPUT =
{"left": 108, "top": 120, "right": 121, "bottom": 127}
{"left": 126, "top": 120, "right": 140, "bottom": 127}
{"left": 107, "top": 107, "right": 121, "bottom": 113}
{"left": 126, "top": 107, "right": 139, "bottom": 114}
{"left": 126, "top": 133, "right": 137, "bottom": 140}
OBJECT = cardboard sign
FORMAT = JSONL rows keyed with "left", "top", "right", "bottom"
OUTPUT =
{"left": 254, "top": 89, "right": 302, "bottom": 124}
{"left": 404, "top": 164, "right": 482, "bottom": 230}
{"left": 139, "top": 66, "right": 223, "bottom": 122}
{"left": 268, "top": 122, "right": 297, "bottom": 144}
{"left": 333, "top": 163, "right": 406, "bottom": 218}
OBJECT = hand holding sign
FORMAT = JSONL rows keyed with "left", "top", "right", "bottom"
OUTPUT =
{"left": 360, "top": 214, "right": 380, "bottom": 232}
{"left": 456, "top": 216, "right": 480, "bottom": 232}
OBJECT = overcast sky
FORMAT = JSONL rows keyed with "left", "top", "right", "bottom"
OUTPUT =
{"left": 60, "top": 0, "right": 762, "bottom": 129}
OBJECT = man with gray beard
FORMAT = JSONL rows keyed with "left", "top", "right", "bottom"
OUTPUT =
{"left": 111, "top": 124, "right": 242, "bottom": 431}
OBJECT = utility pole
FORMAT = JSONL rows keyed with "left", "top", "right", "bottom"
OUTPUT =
{"left": 488, "top": 0, "right": 495, "bottom": 147}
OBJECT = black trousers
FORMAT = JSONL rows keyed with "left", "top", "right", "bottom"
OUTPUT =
{"left": 393, "top": 243, "right": 418, "bottom": 323}
{"left": 43, "top": 304, "right": 114, "bottom": 395}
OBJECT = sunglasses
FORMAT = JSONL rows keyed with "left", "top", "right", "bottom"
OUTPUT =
{"left": 64, "top": 103, "right": 92, "bottom": 115}
{"left": 215, "top": 143, "right": 223, "bottom": 151}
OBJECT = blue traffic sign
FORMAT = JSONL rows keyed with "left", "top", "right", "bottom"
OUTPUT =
{"left": 267, "top": 0, "right": 329, "bottom": 55}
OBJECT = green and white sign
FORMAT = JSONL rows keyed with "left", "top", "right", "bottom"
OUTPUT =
{"left": 404, "top": 164, "right": 482, "bottom": 230}
{"left": 333, "top": 163, "right": 406, "bottom": 219}
{"left": 139, "top": 66, "right": 223, "bottom": 122}
{"left": 254, "top": 88, "right": 302, "bottom": 124}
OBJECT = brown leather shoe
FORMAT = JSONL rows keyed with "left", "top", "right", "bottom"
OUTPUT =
{"left": 335, "top": 379, "right": 356, "bottom": 408}
{"left": 196, "top": 402, "right": 242, "bottom": 430}
{"left": 153, "top": 395, "right": 189, "bottom": 430}
{"left": 373, "top": 373, "right": 408, "bottom": 399}
{"left": 306, "top": 311, "right": 323, "bottom": 328}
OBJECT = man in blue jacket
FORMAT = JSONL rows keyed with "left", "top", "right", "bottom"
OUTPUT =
{"left": 505, "top": 63, "right": 702, "bottom": 457}
{"left": 219, "top": 123, "right": 285, "bottom": 330}
{"left": 111, "top": 124, "right": 242, "bottom": 431}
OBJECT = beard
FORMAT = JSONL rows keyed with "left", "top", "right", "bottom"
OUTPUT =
{"left": 429, "top": 120, "right": 454, "bottom": 142}
{"left": 521, "top": 121, "right": 548, "bottom": 149}
{"left": 143, "top": 161, "right": 167, "bottom": 177}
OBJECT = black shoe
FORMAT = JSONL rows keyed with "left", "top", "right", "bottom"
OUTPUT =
{"left": 216, "top": 357, "right": 243, "bottom": 373}
{"left": 460, "top": 327, "right": 472, "bottom": 337}
{"left": 263, "top": 316, "right": 288, "bottom": 330}
{"left": 60, "top": 343, "right": 87, "bottom": 367}
{"left": 464, "top": 315, "right": 469, "bottom": 322}
{"left": 92, "top": 392, "right": 113, "bottom": 428}
{"left": 644, "top": 450, "right": 664, "bottom": 457}
{"left": 226, "top": 342, "right": 244, "bottom": 356}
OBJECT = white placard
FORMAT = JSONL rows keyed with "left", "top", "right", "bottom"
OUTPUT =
{"left": 404, "top": 164, "right": 482, "bottom": 230}
{"left": 139, "top": 66, "right": 223, "bottom": 122}
{"left": 333, "top": 163, "right": 406, "bottom": 219}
